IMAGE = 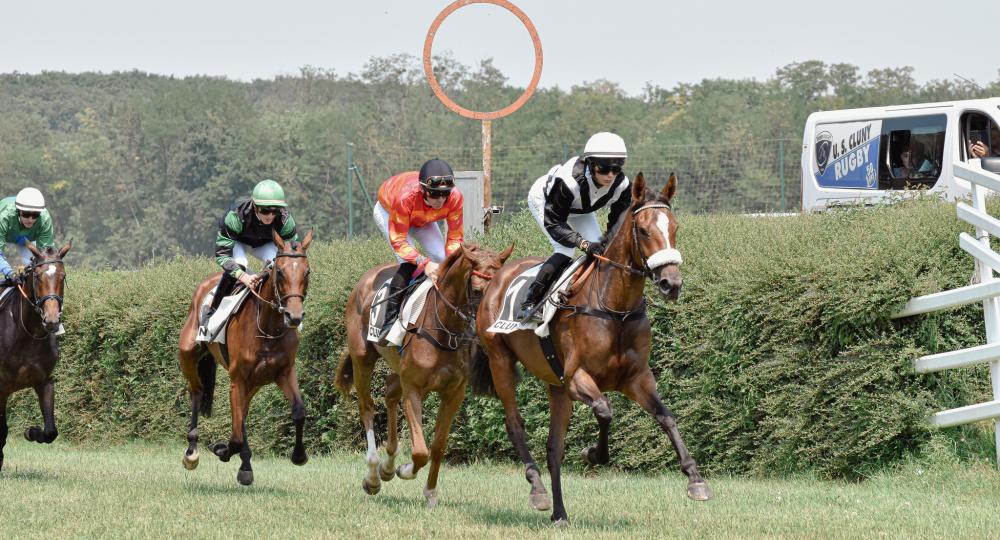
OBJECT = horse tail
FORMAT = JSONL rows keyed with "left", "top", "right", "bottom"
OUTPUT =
{"left": 334, "top": 348, "right": 354, "bottom": 396}
{"left": 469, "top": 345, "right": 497, "bottom": 398}
{"left": 197, "top": 356, "right": 217, "bottom": 417}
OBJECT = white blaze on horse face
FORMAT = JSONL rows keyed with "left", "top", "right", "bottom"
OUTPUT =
{"left": 646, "top": 212, "right": 683, "bottom": 269}
{"left": 45, "top": 264, "right": 57, "bottom": 278}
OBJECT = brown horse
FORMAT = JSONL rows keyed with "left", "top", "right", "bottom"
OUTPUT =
{"left": 0, "top": 240, "right": 71, "bottom": 470}
{"left": 336, "top": 243, "right": 513, "bottom": 506}
{"left": 178, "top": 230, "right": 313, "bottom": 485}
{"left": 473, "top": 173, "right": 711, "bottom": 524}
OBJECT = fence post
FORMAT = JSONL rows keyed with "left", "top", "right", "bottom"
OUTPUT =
{"left": 779, "top": 137, "right": 786, "bottom": 212}
{"left": 347, "top": 142, "right": 353, "bottom": 239}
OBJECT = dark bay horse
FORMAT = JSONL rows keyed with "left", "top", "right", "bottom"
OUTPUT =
{"left": 336, "top": 243, "right": 513, "bottom": 506}
{"left": 178, "top": 230, "right": 313, "bottom": 485}
{"left": 473, "top": 173, "right": 712, "bottom": 524}
{"left": 0, "top": 240, "right": 71, "bottom": 470}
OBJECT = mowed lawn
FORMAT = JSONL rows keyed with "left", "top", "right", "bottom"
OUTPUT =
{"left": 0, "top": 440, "right": 998, "bottom": 539}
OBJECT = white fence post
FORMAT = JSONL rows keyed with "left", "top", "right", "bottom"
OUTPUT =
{"left": 892, "top": 162, "right": 1000, "bottom": 466}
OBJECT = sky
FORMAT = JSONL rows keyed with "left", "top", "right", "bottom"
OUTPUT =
{"left": 2, "top": 0, "right": 997, "bottom": 96}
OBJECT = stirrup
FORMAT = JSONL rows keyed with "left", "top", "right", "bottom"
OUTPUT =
{"left": 515, "top": 301, "right": 540, "bottom": 322}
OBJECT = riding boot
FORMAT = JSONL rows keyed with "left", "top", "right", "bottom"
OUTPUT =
{"left": 378, "top": 262, "right": 417, "bottom": 345}
{"left": 201, "top": 271, "right": 238, "bottom": 328}
{"left": 515, "top": 253, "right": 572, "bottom": 321}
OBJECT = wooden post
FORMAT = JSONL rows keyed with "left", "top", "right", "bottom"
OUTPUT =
{"left": 482, "top": 119, "right": 492, "bottom": 230}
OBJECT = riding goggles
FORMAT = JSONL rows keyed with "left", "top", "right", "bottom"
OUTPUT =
{"left": 592, "top": 158, "right": 625, "bottom": 175}
{"left": 19, "top": 211, "right": 41, "bottom": 220}
{"left": 421, "top": 175, "right": 455, "bottom": 189}
{"left": 256, "top": 206, "right": 281, "bottom": 216}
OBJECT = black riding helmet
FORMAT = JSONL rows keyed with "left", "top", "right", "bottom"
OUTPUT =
{"left": 419, "top": 158, "right": 455, "bottom": 196}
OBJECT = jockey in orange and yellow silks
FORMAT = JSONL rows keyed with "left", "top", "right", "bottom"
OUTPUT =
{"left": 372, "top": 158, "right": 464, "bottom": 344}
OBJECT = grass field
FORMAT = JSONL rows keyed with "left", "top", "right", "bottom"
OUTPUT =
{"left": 1, "top": 440, "right": 998, "bottom": 539}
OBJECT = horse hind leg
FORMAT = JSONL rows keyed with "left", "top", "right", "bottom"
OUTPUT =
{"left": 179, "top": 337, "right": 214, "bottom": 470}
{"left": 345, "top": 349, "right": 382, "bottom": 495}
{"left": 0, "top": 394, "right": 8, "bottom": 470}
{"left": 25, "top": 379, "right": 57, "bottom": 444}
{"left": 396, "top": 386, "right": 428, "bottom": 481}
{"left": 379, "top": 373, "right": 402, "bottom": 482}
{"left": 623, "top": 370, "right": 712, "bottom": 501}
{"left": 486, "top": 341, "right": 550, "bottom": 511}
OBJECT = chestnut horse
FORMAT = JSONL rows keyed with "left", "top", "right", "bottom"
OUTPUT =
{"left": 473, "top": 173, "right": 711, "bottom": 524}
{"left": 0, "top": 240, "right": 71, "bottom": 470}
{"left": 178, "top": 230, "right": 313, "bottom": 485}
{"left": 336, "top": 243, "right": 513, "bottom": 507}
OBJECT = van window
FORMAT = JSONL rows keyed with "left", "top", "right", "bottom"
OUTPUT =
{"left": 812, "top": 114, "right": 946, "bottom": 191}
{"left": 877, "top": 115, "right": 946, "bottom": 190}
{"left": 961, "top": 112, "right": 1000, "bottom": 160}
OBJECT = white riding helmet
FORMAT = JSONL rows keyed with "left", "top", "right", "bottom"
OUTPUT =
{"left": 15, "top": 187, "right": 45, "bottom": 212}
{"left": 583, "top": 132, "right": 627, "bottom": 159}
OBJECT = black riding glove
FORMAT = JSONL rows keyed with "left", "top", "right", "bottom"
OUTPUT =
{"left": 583, "top": 240, "right": 604, "bottom": 257}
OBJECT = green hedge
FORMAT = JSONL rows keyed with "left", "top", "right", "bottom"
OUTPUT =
{"left": 6, "top": 198, "right": 996, "bottom": 478}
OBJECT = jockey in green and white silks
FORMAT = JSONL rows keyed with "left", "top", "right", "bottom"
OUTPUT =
{"left": 0, "top": 188, "right": 54, "bottom": 282}
{"left": 200, "top": 179, "right": 299, "bottom": 327}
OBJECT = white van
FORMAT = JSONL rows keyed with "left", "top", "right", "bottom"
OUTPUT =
{"left": 801, "top": 98, "right": 1000, "bottom": 211}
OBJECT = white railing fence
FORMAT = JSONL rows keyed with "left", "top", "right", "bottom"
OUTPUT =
{"left": 892, "top": 162, "right": 1000, "bottom": 465}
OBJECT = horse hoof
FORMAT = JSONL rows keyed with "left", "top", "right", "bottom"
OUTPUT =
{"left": 552, "top": 518, "right": 570, "bottom": 528}
{"left": 529, "top": 492, "right": 552, "bottom": 511}
{"left": 424, "top": 488, "right": 438, "bottom": 508}
{"left": 379, "top": 464, "right": 395, "bottom": 482}
{"left": 362, "top": 478, "right": 381, "bottom": 495}
{"left": 291, "top": 450, "right": 308, "bottom": 466}
{"left": 396, "top": 464, "right": 417, "bottom": 480}
{"left": 211, "top": 442, "right": 231, "bottom": 463}
{"left": 237, "top": 469, "right": 254, "bottom": 486}
{"left": 24, "top": 427, "right": 41, "bottom": 442}
{"left": 182, "top": 450, "right": 200, "bottom": 470}
{"left": 581, "top": 446, "right": 608, "bottom": 466}
{"left": 687, "top": 482, "right": 713, "bottom": 501}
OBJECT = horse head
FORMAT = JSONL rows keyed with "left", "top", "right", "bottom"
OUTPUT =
{"left": 25, "top": 240, "right": 72, "bottom": 332}
{"left": 629, "top": 172, "right": 683, "bottom": 300}
{"left": 460, "top": 242, "right": 514, "bottom": 304}
{"left": 270, "top": 229, "right": 313, "bottom": 328}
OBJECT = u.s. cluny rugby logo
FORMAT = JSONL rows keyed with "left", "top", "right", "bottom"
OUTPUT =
{"left": 815, "top": 131, "right": 833, "bottom": 175}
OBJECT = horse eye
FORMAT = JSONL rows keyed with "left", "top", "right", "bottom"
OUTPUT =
{"left": 639, "top": 228, "right": 651, "bottom": 238}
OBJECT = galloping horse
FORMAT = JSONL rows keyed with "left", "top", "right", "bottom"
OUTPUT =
{"left": 473, "top": 173, "right": 711, "bottom": 524}
{"left": 336, "top": 243, "right": 513, "bottom": 506}
{"left": 0, "top": 240, "right": 71, "bottom": 470}
{"left": 178, "top": 230, "right": 313, "bottom": 485}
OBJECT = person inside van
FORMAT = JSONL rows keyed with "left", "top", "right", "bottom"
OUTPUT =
{"left": 969, "top": 140, "right": 1000, "bottom": 159}
{"left": 893, "top": 146, "right": 914, "bottom": 179}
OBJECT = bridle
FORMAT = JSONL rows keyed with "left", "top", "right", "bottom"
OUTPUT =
{"left": 558, "top": 202, "right": 679, "bottom": 322}
{"left": 407, "top": 255, "right": 495, "bottom": 351}
{"left": 245, "top": 251, "right": 308, "bottom": 339}
{"left": 14, "top": 258, "right": 66, "bottom": 339}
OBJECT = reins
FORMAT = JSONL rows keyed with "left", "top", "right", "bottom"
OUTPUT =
{"left": 245, "top": 251, "right": 308, "bottom": 339}
{"left": 11, "top": 258, "right": 66, "bottom": 339}
{"left": 407, "top": 256, "right": 493, "bottom": 352}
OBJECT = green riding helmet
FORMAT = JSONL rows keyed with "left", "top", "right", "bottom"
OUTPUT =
{"left": 251, "top": 179, "right": 287, "bottom": 207}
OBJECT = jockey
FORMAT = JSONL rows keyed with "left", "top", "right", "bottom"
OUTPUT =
{"left": 0, "top": 188, "right": 54, "bottom": 283}
{"left": 201, "top": 179, "right": 299, "bottom": 327}
{"left": 515, "top": 132, "right": 632, "bottom": 320}
{"left": 372, "top": 158, "right": 464, "bottom": 343}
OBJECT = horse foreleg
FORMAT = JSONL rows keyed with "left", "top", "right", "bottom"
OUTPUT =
{"left": 236, "top": 416, "right": 253, "bottom": 486}
{"left": 489, "top": 348, "right": 550, "bottom": 511}
{"left": 623, "top": 370, "right": 712, "bottom": 501}
{"left": 422, "top": 384, "right": 465, "bottom": 508}
{"left": 0, "top": 394, "right": 8, "bottom": 470}
{"left": 379, "top": 373, "right": 402, "bottom": 482}
{"left": 277, "top": 367, "right": 307, "bottom": 466}
{"left": 212, "top": 381, "right": 247, "bottom": 464}
{"left": 545, "top": 384, "right": 574, "bottom": 525}
{"left": 25, "top": 379, "right": 57, "bottom": 444}
{"left": 568, "top": 369, "right": 613, "bottom": 466}
{"left": 397, "top": 386, "right": 427, "bottom": 481}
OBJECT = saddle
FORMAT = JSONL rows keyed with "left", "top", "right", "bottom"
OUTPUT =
{"left": 195, "top": 287, "right": 251, "bottom": 344}
{"left": 367, "top": 276, "right": 434, "bottom": 347}
{"left": 486, "top": 257, "right": 586, "bottom": 337}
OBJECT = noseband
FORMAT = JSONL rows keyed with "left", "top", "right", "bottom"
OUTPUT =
{"left": 20, "top": 259, "right": 66, "bottom": 314}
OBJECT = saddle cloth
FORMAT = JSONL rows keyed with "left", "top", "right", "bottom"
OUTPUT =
{"left": 195, "top": 287, "right": 251, "bottom": 344}
{"left": 0, "top": 286, "right": 13, "bottom": 306}
{"left": 486, "top": 257, "right": 584, "bottom": 337}
{"left": 367, "top": 277, "right": 434, "bottom": 347}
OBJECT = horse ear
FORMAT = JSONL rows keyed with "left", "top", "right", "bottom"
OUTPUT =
{"left": 663, "top": 172, "right": 677, "bottom": 203}
{"left": 499, "top": 242, "right": 515, "bottom": 264}
{"left": 631, "top": 172, "right": 646, "bottom": 200}
{"left": 58, "top": 239, "right": 73, "bottom": 259}
{"left": 26, "top": 241, "right": 42, "bottom": 259}
{"left": 300, "top": 230, "right": 314, "bottom": 252}
{"left": 272, "top": 229, "right": 286, "bottom": 251}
